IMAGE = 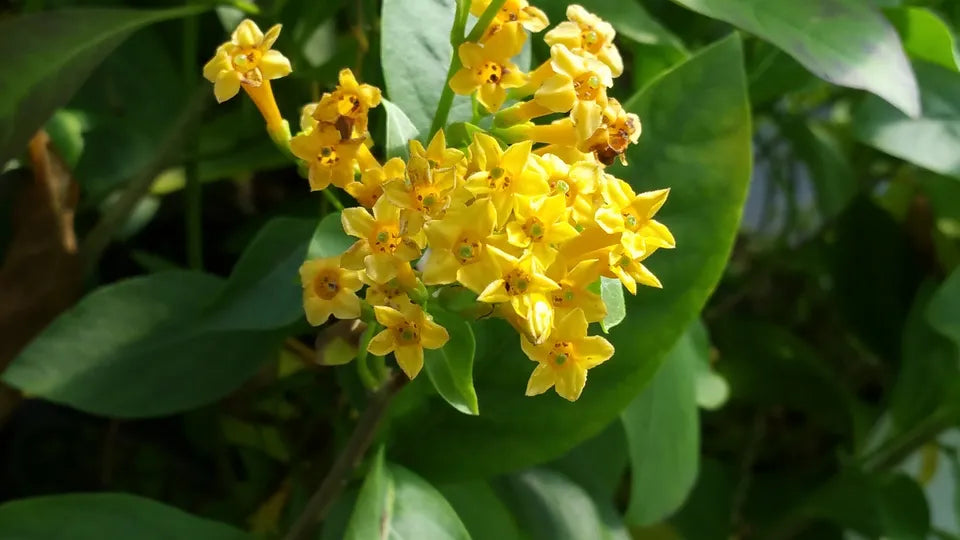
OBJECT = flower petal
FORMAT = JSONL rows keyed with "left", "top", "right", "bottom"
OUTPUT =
{"left": 525, "top": 363, "right": 557, "bottom": 396}
{"left": 259, "top": 49, "right": 292, "bottom": 80}
{"left": 213, "top": 71, "right": 242, "bottom": 103}
{"left": 367, "top": 329, "right": 395, "bottom": 356}
{"left": 555, "top": 366, "right": 587, "bottom": 401}
{"left": 395, "top": 345, "right": 424, "bottom": 378}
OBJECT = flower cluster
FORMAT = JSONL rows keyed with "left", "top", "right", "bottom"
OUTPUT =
{"left": 205, "top": 3, "right": 674, "bottom": 402}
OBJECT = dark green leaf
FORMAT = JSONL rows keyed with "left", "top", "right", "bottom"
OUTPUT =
{"left": 928, "top": 268, "right": 960, "bottom": 348}
{"left": 622, "top": 324, "right": 700, "bottom": 526}
{"left": 2, "top": 271, "right": 284, "bottom": 417}
{"left": 671, "top": 0, "right": 920, "bottom": 117}
{"left": 344, "top": 447, "right": 389, "bottom": 539}
{"left": 0, "top": 493, "right": 247, "bottom": 539}
{"left": 390, "top": 34, "right": 750, "bottom": 479}
{"left": 204, "top": 217, "right": 316, "bottom": 331}
{"left": 497, "top": 468, "right": 630, "bottom": 540}
{"left": 439, "top": 480, "right": 524, "bottom": 540}
{"left": 887, "top": 7, "right": 959, "bottom": 72}
{"left": 548, "top": 420, "right": 628, "bottom": 501}
{"left": 0, "top": 6, "right": 203, "bottom": 166}
{"left": 424, "top": 309, "right": 479, "bottom": 415}
{"left": 380, "top": 0, "right": 471, "bottom": 135}
{"left": 688, "top": 320, "right": 727, "bottom": 410}
{"left": 854, "top": 61, "right": 960, "bottom": 179}
{"left": 600, "top": 277, "right": 626, "bottom": 333}
{"left": 383, "top": 98, "right": 419, "bottom": 160}
{"left": 308, "top": 211, "right": 353, "bottom": 259}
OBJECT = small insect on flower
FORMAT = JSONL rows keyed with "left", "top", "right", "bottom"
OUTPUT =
{"left": 313, "top": 68, "right": 382, "bottom": 136}
{"left": 289, "top": 123, "right": 366, "bottom": 191}
{"left": 299, "top": 256, "right": 363, "bottom": 326}
{"left": 368, "top": 305, "right": 450, "bottom": 378}
{"left": 522, "top": 308, "right": 614, "bottom": 401}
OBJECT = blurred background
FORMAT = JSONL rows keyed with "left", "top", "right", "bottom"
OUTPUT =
{"left": 1, "top": 0, "right": 960, "bottom": 538}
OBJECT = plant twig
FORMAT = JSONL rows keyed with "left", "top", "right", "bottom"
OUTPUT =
{"left": 183, "top": 12, "right": 204, "bottom": 270}
{"left": 428, "top": 0, "right": 506, "bottom": 138}
{"left": 283, "top": 371, "right": 407, "bottom": 540}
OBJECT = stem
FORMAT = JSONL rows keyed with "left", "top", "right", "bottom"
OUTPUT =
{"left": 183, "top": 13, "right": 203, "bottom": 270}
{"left": 428, "top": 0, "right": 507, "bottom": 138}
{"left": 860, "top": 406, "right": 959, "bottom": 472}
{"left": 283, "top": 372, "right": 407, "bottom": 540}
{"left": 321, "top": 189, "right": 344, "bottom": 211}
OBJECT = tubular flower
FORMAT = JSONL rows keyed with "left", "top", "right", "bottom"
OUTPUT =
{"left": 471, "top": 0, "right": 549, "bottom": 34}
{"left": 363, "top": 275, "right": 417, "bottom": 314}
{"left": 464, "top": 134, "right": 549, "bottom": 225}
{"left": 367, "top": 305, "right": 449, "bottom": 378}
{"left": 299, "top": 256, "right": 363, "bottom": 326}
{"left": 522, "top": 308, "right": 614, "bottom": 401}
{"left": 544, "top": 4, "right": 623, "bottom": 77}
{"left": 506, "top": 194, "right": 578, "bottom": 267}
{"left": 313, "top": 68, "right": 382, "bottom": 136}
{"left": 383, "top": 154, "right": 458, "bottom": 219}
{"left": 410, "top": 130, "right": 466, "bottom": 177}
{"left": 534, "top": 44, "right": 613, "bottom": 142}
{"left": 341, "top": 197, "right": 425, "bottom": 284}
{"left": 607, "top": 244, "right": 662, "bottom": 295}
{"left": 345, "top": 157, "right": 405, "bottom": 209}
{"left": 478, "top": 247, "right": 560, "bottom": 343}
{"left": 546, "top": 259, "right": 606, "bottom": 323}
{"left": 595, "top": 179, "right": 676, "bottom": 258}
{"left": 203, "top": 20, "right": 291, "bottom": 136}
{"left": 290, "top": 123, "right": 365, "bottom": 190}
{"left": 422, "top": 199, "right": 500, "bottom": 289}
{"left": 449, "top": 24, "right": 527, "bottom": 113}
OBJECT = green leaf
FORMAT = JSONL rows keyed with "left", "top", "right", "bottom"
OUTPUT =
{"left": 424, "top": 309, "right": 479, "bottom": 415}
{"left": 204, "top": 217, "right": 316, "bottom": 331}
{"left": 0, "top": 6, "right": 204, "bottom": 166}
{"left": 0, "top": 493, "right": 247, "bottom": 539}
{"left": 307, "top": 211, "right": 353, "bottom": 259}
{"left": 390, "top": 34, "right": 751, "bottom": 479}
{"left": 383, "top": 98, "right": 420, "bottom": 160}
{"left": 344, "top": 456, "right": 472, "bottom": 540}
{"left": 802, "top": 471, "right": 930, "bottom": 539}
{"left": 548, "top": 420, "right": 628, "bottom": 501}
{"left": 892, "top": 282, "right": 960, "bottom": 430}
{"left": 380, "top": 0, "right": 471, "bottom": 136}
{"left": 344, "top": 447, "right": 389, "bottom": 539}
{"left": 927, "top": 268, "right": 960, "bottom": 347}
{"left": 497, "top": 468, "right": 630, "bottom": 540}
{"left": 438, "top": 480, "right": 524, "bottom": 540}
{"left": 854, "top": 61, "right": 960, "bottom": 178}
{"left": 2, "top": 271, "right": 284, "bottom": 417}
{"left": 887, "top": 7, "right": 959, "bottom": 72}
{"left": 687, "top": 319, "right": 727, "bottom": 411}
{"left": 600, "top": 277, "right": 626, "bottom": 333}
{"left": 671, "top": 0, "right": 920, "bottom": 117}
{"left": 622, "top": 324, "right": 700, "bottom": 526}
{"left": 780, "top": 119, "right": 858, "bottom": 221}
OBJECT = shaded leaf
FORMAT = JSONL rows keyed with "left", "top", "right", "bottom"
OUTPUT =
{"left": 307, "top": 211, "right": 353, "bottom": 259}
{"left": 424, "top": 309, "right": 479, "bottom": 415}
{"left": 600, "top": 276, "right": 626, "bottom": 333}
{"left": 383, "top": 98, "right": 419, "bottom": 160}
{"left": 671, "top": 0, "right": 919, "bottom": 117}
{"left": 439, "top": 480, "right": 524, "bottom": 540}
{"left": 887, "top": 7, "right": 959, "bottom": 72}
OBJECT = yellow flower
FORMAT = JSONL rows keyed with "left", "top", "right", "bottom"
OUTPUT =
{"left": 532, "top": 154, "right": 601, "bottom": 227}
{"left": 449, "top": 24, "right": 527, "bottom": 113}
{"left": 464, "top": 134, "right": 550, "bottom": 226}
{"left": 202, "top": 19, "right": 292, "bottom": 103}
{"left": 471, "top": 0, "right": 549, "bottom": 33}
{"left": 546, "top": 259, "right": 606, "bottom": 323}
{"left": 422, "top": 199, "right": 500, "bottom": 289}
{"left": 345, "top": 157, "right": 405, "bottom": 208}
{"left": 506, "top": 194, "right": 579, "bottom": 267}
{"left": 341, "top": 197, "right": 424, "bottom": 283}
{"left": 290, "top": 123, "right": 365, "bottom": 191}
{"left": 595, "top": 179, "right": 675, "bottom": 258}
{"left": 313, "top": 68, "right": 382, "bottom": 136}
{"left": 367, "top": 305, "right": 449, "bottom": 378}
{"left": 580, "top": 98, "right": 641, "bottom": 165}
{"left": 410, "top": 130, "right": 466, "bottom": 177}
{"left": 534, "top": 44, "right": 613, "bottom": 142}
{"left": 522, "top": 308, "right": 614, "bottom": 401}
{"left": 478, "top": 246, "right": 560, "bottom": 343}
{"left": 363, "top": 275, "right": 417, "bottom": 313}
{"left": 299, "top": 256, "right": 362, "bottom": 326}
{"left": 544, "top": 5, "right": 623, "bottom": 77}
{"left": 383, "top": 154, "right": 458, "bottom": 219}
{"left": 606, "top": 244, "right": 662, "bottom": 295}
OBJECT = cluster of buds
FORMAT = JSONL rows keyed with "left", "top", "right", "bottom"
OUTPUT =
{"left": 204, "top": 1, "right": 675, "bottom": 402}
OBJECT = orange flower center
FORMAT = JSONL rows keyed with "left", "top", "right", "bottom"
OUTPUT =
{"left": 573, "top": 72, "right": 602, "bottom": 101}
{"left": 579, "top": 27, "right": 604, "bottom": 54}
{"left": 391, "top": 321, "right": 421, "bottom": 345}
{"left": 336, "top": 92, "right": 363, "bottom": 116}
{"left": 476, "top": 61, "right": 504, "bottom": 85}
{"left": 622, "top": 211, "right": 639, "bottom": 231}
{"left": 550, "top": 340, "right": 575, "bottom": 366}
{"left": 503, "top": 268, "right": 532, "bottom": 296}
{"left": 499, "top": 0, "right": 522, "bottom": 22}
{"left": 318, "top": 146, "right": 340, "bottom": 166}
{"left": 231, "top": 47, "right": 262, "bottom": 72}
{"left": 454, "top": 235, "right": 482, "bottom": 264}
{"left": 312, "top": 269, "right": 341, "bottom": 300}
{"left": 372, "top": 225, "right": 401, "bottom": 253}
{"left": 551, "top": 286, "right": 576, "bottom": 307}
{"left": 487, "top": 167, "right": 513, "bottom": 190}
{"left": 523, "top": 217, "right": 546, "bottom": 241}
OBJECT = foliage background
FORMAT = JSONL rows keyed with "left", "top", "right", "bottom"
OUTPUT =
{"left": 1, "top": 0, "right": 960, "bottom": 538}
